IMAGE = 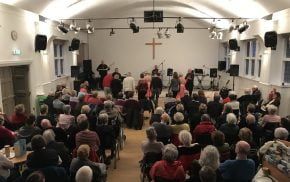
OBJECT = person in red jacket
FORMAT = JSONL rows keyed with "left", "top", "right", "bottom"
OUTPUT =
{"left": 0, "top": 116, "right": 16, "bottom": 148}
{"left": 192, "top": 114, "right": 216, "bottom": 146}
{"left": 102, "top": 73, "right": 113, "bottom": 97}
{"left": 150, "top": 144, "right": 185, "bottom": 182}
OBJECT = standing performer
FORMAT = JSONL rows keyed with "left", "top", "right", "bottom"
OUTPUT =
{"left": 136, "top": 73, "right": 148, "bottom": 100}
{"left": 169, "top": 72, "right": 180, "bottom": 98}
{"left": 96, "top": 60, "right": 110, "bottom": 89}
{"left": 112, "top": 67, "right": 122, "bottom": 79}
{"left": 144, "top": 72, "right": 152, "bottom": 99}
{"left": 151, "top": 73, "right": 163, "bottom": 106}
{"left": 176, "top": 73, "right": 186, "bottom": 100}
{"left": 123, "top": 72, "right": 135, "bottom": 99}
{"left": 111, "top": 74, "right": 122, "bottom": 99}
{"left": 152, "top": 65, "right": 159, "bottom": 76}
{"left": 185, "top": 69, "right": 194, "bottom": 96}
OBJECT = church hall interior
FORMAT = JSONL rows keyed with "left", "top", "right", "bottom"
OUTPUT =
{"left": 1, "top": 0, "right": 290, "bottom": 182}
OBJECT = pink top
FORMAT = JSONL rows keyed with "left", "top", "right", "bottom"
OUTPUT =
{"left": 262, "top": 114, "right": 281, "bottom": 125}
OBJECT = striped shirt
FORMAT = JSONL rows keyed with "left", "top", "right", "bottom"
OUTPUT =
{"left": 76, "top": 130, "right": 100, "bottom": 151}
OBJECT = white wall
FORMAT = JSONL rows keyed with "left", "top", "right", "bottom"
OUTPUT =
{"left": 220, "top": 8, "right": 290, "bottom": 116}
{"left": 88, "top": 19, "right": 220, "bottom": 83}
{"left": 0, "top": 3, "right": 88, "bottom": 112}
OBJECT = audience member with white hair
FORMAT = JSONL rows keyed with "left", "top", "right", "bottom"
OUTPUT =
{"left": 219, "top": 113, "right": 239, "bottom": 145}
{"left": 219, "top": 141, "right": 255, "bottom": 182}
{"left": 177, "top": 130, "right": 201, "bottom": 171}
{"left": 225, "top": 92, "right": 240, "bottom": 117}
{"left": 141, "top": 127, "right": 164, "bottom": 155}
{"left": 75, "top": 166, "right": 93, "bottom": 182}
{"left": 171, "top": 112, "right": 190, "bottom": 136}
{"left": 261, "top": 105, "right": 281, "bottom": 126}
{"left": 150, "top": 107, "right": 164, "bottom": 124}
{"left": 251, "top": 85, "right": 262, "bottom": 104}
{"left": 199, "top": 166, "right": 216, "bottom": 182}
{"left": 152, "top": 113, "right": 172, "bottom": 144}
{"left": 57, "top": 105, "right": 75, "bottom": 130}
{"left": 150, "top": 144, "right": 185, "bottom": 181}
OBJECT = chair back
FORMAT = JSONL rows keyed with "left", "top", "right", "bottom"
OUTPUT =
{"left": 155, "top": 176, "right": 179, "bottom": 182}
{"left": 195, "top": 133, "right": 212, "bottom": 147}
{"left": 263, "top": 122, "right": 280, "bottom": 142}
{"left": 171, "top": 134, "right": 181, "bottom": 147}
{"left": 178, "top": 153, "right": 200, "bottom": 171}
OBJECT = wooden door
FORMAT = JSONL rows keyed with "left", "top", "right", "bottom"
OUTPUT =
{"left": 11, "top": 66, "right": 30, "bottom": 113}
{"left": 0, "top": 67, "right": 15, "bottom": 116}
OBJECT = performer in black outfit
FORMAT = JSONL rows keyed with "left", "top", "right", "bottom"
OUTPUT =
{"left": 185, "top": 69, "right": 194, "bottom": 97}
{"left": 96, "top": 60, "right": 110, "bottom": 89}
{"left": 112, "top": 67, "right": 122, "bottom": 79}
{"left": 151, "top": 73, "right": 163, "bottom": 106}
{"left": 152, "top": 65, "right": 159, "bottom": 76}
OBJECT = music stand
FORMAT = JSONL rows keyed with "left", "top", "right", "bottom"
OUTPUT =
{"left": 195, "top": 69, "right": 204, "bottom": 89}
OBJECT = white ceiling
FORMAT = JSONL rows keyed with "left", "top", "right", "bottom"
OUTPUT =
{"left": 1, "top": 0, "right": 290, "bottom": 28}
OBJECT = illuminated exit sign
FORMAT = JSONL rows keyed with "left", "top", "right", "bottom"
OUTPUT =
{"left": 12, "top": 49, "right": 21, "bottom": 55}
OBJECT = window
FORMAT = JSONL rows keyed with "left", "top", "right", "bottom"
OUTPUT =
{"left": 53, "top": 40, "right": 65, "bottom": 77}
{"left": 244, "top": 40, "right": 258, "bottom": 77}
{"left": 283, "top": 36, "right": 290, "bottom": 83}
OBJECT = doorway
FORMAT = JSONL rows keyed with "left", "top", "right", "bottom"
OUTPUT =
{"left": 0, "top": 65, "right": 30, "bottom": 116}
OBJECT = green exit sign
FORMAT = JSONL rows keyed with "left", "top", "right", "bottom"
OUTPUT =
{"left": 12, "top": 49, "right": 21, "bottom": 55}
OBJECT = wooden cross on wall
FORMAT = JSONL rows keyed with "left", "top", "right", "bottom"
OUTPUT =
{"left": 145, "top": 38, "right": 162, "bottom": 59}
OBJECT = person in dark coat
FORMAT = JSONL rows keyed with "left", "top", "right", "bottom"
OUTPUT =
{"left": 151, "top": 73, "right": 163, "bottom": 105}
{"left": 110, "top": 74, "right": 122, "bottom": 99}
{"left": 207, "top": 94, "right": 223, "bottom": 121}
{"left": 185, "top": 69, "right": 194, "bottom": 97}
{"left": 96, "top": 60, "right": 110, "bottom": 89}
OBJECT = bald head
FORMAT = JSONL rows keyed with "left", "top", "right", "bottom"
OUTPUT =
{"left": 235, "top": 141, "right": 250, "bottom": 156}
{"left": 75, "top": 166, "right": 93, "bottom": 182}
{"left": 246, "top": 114, "right": 256, "bottom": 124}
{"left": 41, "top": 119, "right": 52, "bottom": 129}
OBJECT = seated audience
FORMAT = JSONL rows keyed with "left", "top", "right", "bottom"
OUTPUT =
{"left": 197, "top": 90, "right": 207, "bottom": 104}
{"left": 36, "top": 104, "right": 56, "bottom": 127}
{"left": 18, "top": 114, "right": 41, "bottom": 143}
{"left": 123, "top": 91, "right": 141, "bottom": 128}
{"left": 27, "top": 135, "right": 59, "bottom": 169}
{"left": 69, "top": 90, "right": 79, "bottom": 110}
{"left": 244, "top": 114, "right": 262, "bottom": 146}
{"left": 57, "top": 105, "right": 75, "bottom": 130}
{"left": 99, "top": 100, "right": 122, "bottom": 124}
{"left": 0, "top": 153, "right": 14, "bottom": 180}
{"left": 0, "top": 116, "right": 16, "bottom": 148}
{"left": 189, "top": 103, "right": 207, "bottom": 131}
{"left": 87, "top": 91, "right": 102, "bottom": 105}
{"left": 70, "top": 144, "right": 106, "bottom": 181}
{"left": 114, "top": 92, "right": 126, "bottom": 109}
{"left": 150, "top": 144, "right": 186, "bottom": 181}
{"left": 199, "top": 166, "right": 216, "bottom": 182}
{"left": 261, "top": 105, "right": 281, "bottom": 126}
{"left": 199, "top": 145, "right": 222, "bottom": 182}
{"left": 216, "top": 104, "right": 232, "bottom": 129}
{"left": 207, "top": 94, "right": 223, "bottom": 121}
{"left": 141, "top": 127, "right": 164, "bottom": 155}
{"left": 219, "top": 113, "right": 239, "bottom": 145}
{"left": 192, "top": 114, "right": 216, "bottom": 145}
{"left": 152, "top": 113, "right": 172, "bottom": 144}
{"left": 238, "top": 127, "right": 257, "bottom": 149}
{"left": 9, "top": 104, "right": 27, "bottom": 130}
{"left": 150, "top": 107, "right": 164, "bottom": 125}
{"left": 238, "top": 104, "right": 259, "bottom": 129}
{"left": 177, "top": 130, "right": 201, "bottom": 171}
{"left": 251, "top": 85, "right": 262, "bottom": 104}
{"left": 211, "top": 131, "right": 230, "bottom": 162}
{"left": 261, "top": 91, "right": 281, "bottom": 112}
{"left": 75, "top": 114, "right": 100, "bottom": 153}
{"left": 74, "top": 94, "right": 86, "bottom": 117}
{"left": 52, "top": 92, "right": 65, "bottom": 113}
{"left": 43, "top": 129, "right": 71, "bottom": 169}
{"left": 171, "top": 112, "right": 190, "bottom": 135}
{"left": 237, "top": 88, "right": 252, "bottom": 115}
{"left": 225, "top": 92, "right": 240, "bottom": 117}
{"left": 40, "top": 119, "right": 53, "bottom": 131}
{"left": 75, "top": 166, "right": 93, "bottom": 182}
{"left": 281, "top": 117, "right": 290, "bottom": 141}
{"left": 219, "top": 141, "right": 255, "bottom": 182}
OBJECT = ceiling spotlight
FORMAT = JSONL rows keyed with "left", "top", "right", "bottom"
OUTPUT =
{"left": 129, "top": 18, "right": 139, "bottom": 33}
{"left": 157, "top": 28, "right": 163, "bottom": 39}
{"left": 164, "top": 28, "right": 171, "bottom": 39}
{"left": 176, "top": 18, "right": 184, "bottom": 33}
{"left": 86, "top": 20, "right": 94, "bottom": 34}
{"left": 69, "top": 20, "right": 80, "bottom": 34}
{"left": 238, "top": 21, "right": 249, "bottom": 34}
{"left": 110, "top": 28, "right": 115, "bottom": 36}
{"left": 217, "top": 32, "right": 223, "bottom": 40}
{"left": 208, "top": 25, "right": 216, "bottom": 33}
{"left": 57, "top": 21, "right": 68, "bottom": 34}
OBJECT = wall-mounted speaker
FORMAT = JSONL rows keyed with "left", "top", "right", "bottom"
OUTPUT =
{"left": 71, "top": 66, "right": 80, "bottom": 77}
{"left": 167, "top": 68, "right": 173, "bottom": 76}
{"left": 264, "top": 31, "right": 277, "bottom": 50}
{"left": 69, "top": 38, "right": 80, "bottom": 51}
{"left": 210, "top": 68, "right": 218, "bottom": 78}
{"left": 229, "top": 39, "right": 240, "bottom": 51}
{"left": 83, "top": 60, "right": 92, "bottom": 73}
{"left": 35, "top": 34, "right": 47, "bottom": 52}
{"left": 229, "top": 64, "right": 239, "bottom": 76}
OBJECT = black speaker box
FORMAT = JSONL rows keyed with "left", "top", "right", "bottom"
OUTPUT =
{"left": 229, "top": 39, "right": 240, "bottom": 51}
{"left": 218, "top": 61, "right": 227, "bottom": 71}
{"left": 69, "top": 38, "right": 80, "bottom": 51}
{"left": 73, "top": 80, "right": 82, "bottom": 92}
{"left": 71, "top": 66, "right": 80, "bottom": 77}
{"left": 264, "top": 31, "right": 277, "bottom": 50}
{"left": 229, "top": 64, "right": 239, "bottom": 76}
{"left": 210, "top": 68, "right": 218, "bottom": 78}
{"left": 167, "top": 68, "right": 173, "bottom": 76}
{"left": 35, "top": 34, "right": 47, "bottom": 52}
{"left": 83, "top": 60, "right": 92, "bottom": 72}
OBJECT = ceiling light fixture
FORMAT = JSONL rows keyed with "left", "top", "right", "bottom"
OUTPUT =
{"left": 129, "top": 18, "right": 139, "bottom": 33}
{"left": 86, "top": 20, "right": 95, "bottom": 34}
{"left": 110, "top": 28, "right": 115, "bottom": 36}
{"left": 164, "top": 28, "right": 171, "bottom": 39}
{"left": 57, "top": 21, "right": 69, "bottom": 34}
{"left": 175, "top": 17, "right": 184, "bottom": 33}
{"left": 69, "top": 20, "right": 80, "bottom": 34}
{"left": 217, "top": 32, "right": 223, "bottom": 40}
